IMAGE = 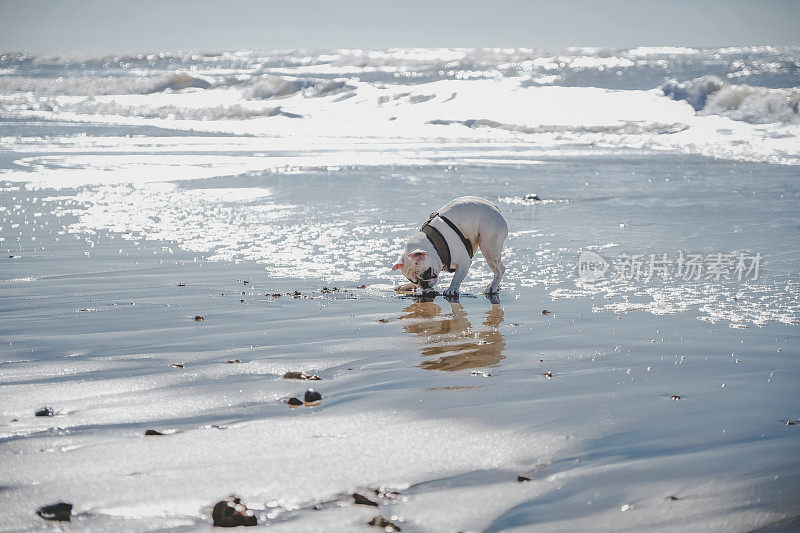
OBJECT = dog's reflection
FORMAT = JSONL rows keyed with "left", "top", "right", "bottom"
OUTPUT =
{"left": 398, "top": 298, "right": 505, "bottom": 371}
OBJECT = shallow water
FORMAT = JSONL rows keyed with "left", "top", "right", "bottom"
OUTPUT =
{"left": 1, "top": 48, "right": 799, "bottom": 531}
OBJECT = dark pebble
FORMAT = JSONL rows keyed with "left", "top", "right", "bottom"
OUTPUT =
{"left": 304, "top": 389, "right": 323, "bottom": 403}
{"left": 34, "top": 407, "right": 54, "bottom": 417}
{"left": 352, "top": 493, "right": 379, "bottom": 506}
{"left": 287, "top": 397, "right": 303, "bottom": 406}
{"left": 145, "top": 429, "right": 164, "bottom": 436}
{"left": 283, "top": 371, "right": 321, "bottom": 380}
{"left": 368, "top": 516, "right": 401, "bottom": 531}
{"left": 212, "top": 496, "right": 257, "bottom": 527}
{"left": 36, "top": 502, "right": 72, "bottom": 522}
{"left": 517, "top": 475, "right": 532, "bottom": 483}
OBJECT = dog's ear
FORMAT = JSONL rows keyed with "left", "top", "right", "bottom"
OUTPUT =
{"left": 392, "top": 254, "right": 405, "bottom": 271}
{"left": 408, "top": 250, "right": 427, "bottom": 263}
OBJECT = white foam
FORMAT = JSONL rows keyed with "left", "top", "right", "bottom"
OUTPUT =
{"left": 663, "top": 76, "right": 800, "bottom": 124}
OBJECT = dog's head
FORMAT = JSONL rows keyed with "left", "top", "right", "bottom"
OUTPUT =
{"left": 393, "top": 250, "right": 440, "bottom": 292}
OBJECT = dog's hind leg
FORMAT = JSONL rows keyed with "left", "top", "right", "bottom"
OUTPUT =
{"left": 480, "top": 233, "right": 507, "bottom": 295}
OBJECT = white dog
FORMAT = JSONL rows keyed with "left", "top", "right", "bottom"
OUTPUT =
{"left": 393, "top": 196, "right": 508, "bottom": 296}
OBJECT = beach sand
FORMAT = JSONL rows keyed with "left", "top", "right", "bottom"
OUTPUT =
{"left": 2, "top": 146, "right": 799, "bottom": 531}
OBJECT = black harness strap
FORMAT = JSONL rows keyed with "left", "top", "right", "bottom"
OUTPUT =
{"left": 420, "top": 212, "right": 474, "bottom": 272}
{"left": 421, "top": 223, "right": 452, "bottom": 272}
{"left": 438, "top": 214, "right": 474, "bottom": 259}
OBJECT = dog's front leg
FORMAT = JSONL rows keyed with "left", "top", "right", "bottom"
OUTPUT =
{"left": 443, "top": 266, "right": 469, "bottom": 296}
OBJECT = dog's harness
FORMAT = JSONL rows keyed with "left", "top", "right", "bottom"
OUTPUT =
{"left": 420, "top": 212, "right": 474, "bottom": 272}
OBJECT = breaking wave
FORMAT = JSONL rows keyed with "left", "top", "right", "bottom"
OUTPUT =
{"left": 12, "top": 97, "right": 301, "bottom": 120}
{"left": 0, "top": 71, "right": 357, "bottom": 101}
{"left": 241, "top": 76, "right": 355, "bottom": 100}
{"left": 663, "top": 76, "right": 800, "bottom": 124}
{"left": 0, "top": 73, "right": 214, "bottom": 95}
{"left": 427, "top": 119, "right": 689, "bottom": 135}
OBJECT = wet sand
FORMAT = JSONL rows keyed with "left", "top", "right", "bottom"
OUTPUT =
{"left": 1, "top": 180, "right": 798, "bottom": 531}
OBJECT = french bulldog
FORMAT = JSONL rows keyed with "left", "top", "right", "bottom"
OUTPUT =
{"left": 392, "top": 196, "right": 508, "bottom": 296}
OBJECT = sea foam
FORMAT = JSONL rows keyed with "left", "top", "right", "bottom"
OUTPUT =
{"left": 663, "top": 75, "right": 800, "bottom": 124}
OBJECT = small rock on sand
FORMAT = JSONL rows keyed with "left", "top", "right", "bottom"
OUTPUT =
{"left": 144, "top": 429, "right": 164, "bottom": 436}
{"left": 35, "top": 407, "right": 54, "bottom": 417}
{"left": 283, "top": 371, "right": 321, "bottom": 380}
{"left": 352, "top": 493, "right": 379, "bottom": 506}
{"left": 304, "top": 389, "right": 323, "bottom": 403}
{"left": 368, "top": 516, "right": 401, "bottom": 531}
{"left": 36, "top": 502, "right": 72, "bottom": 522}
{"left": 373, "top": 488, "right": 401, "bottom": 500}
{"left": 212, "top": 496, "right": 258, "bottom": 527}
